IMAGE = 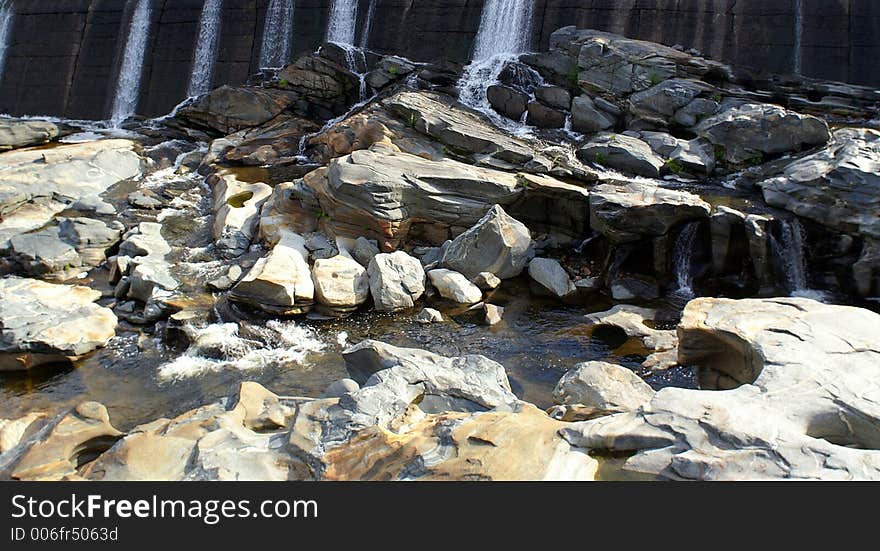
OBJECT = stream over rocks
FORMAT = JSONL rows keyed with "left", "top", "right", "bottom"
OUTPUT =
{"left": 1, "top": 25, "right": 879, "bottom": 480}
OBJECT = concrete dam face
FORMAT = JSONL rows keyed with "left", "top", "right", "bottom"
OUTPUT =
{"left": 0, "top": 0, "right": 877, "bottom": 120}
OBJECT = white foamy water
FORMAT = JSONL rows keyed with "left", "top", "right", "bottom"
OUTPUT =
{"left": 111, "top": 0, "right": 153, "bottom": 126}
{"left": 188, "top": 0, "right": 224, "bottom": 96}
{"left": 0, "top": 0, "right": 14, "bottom": 79}
{"left": 325, "top": 0, "right": 357, "bottom": 45}
{"left": 259, "top": 0, "right": 295, "bottom": 69}
{"left": 470, "top": 0, "right": 535, "bottom": 62}
{"left": 671, "top": 221, "right": 700, "bottom": 299}
{"left": 457, "top": 0, "right": 537, "bottom": 131}
{"left": 158, "top": 320, "right": 325, "bottom": 380}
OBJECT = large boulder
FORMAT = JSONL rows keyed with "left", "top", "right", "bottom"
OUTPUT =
{"left": 552, "top": 361, "right": 656, "bottom": 421}
{"left": 440, "top": 205, "right": 533, "bottom": 279}
{"left": 208, "top": 169, "right": 273, "bottom": 258}
{"left": 278, "top": 53, "right": 360, "bottom": 116}
{"left": 285, "top": 147, "right": 523, "bottom": 249}
{"left": 230, "top": 232, "right": 314, "bottom": 315}
{"left": 577, "top": 133, "right": 666, "bottom": 177}
{"left": 2, "top": 218, "right": 122, "bottom": 280}
{"left": 589, "top": 183, "right": 711, "bottom": 243}
{"left": 561, "top": 298, "right": 880, "bottom": 480}
{"left": 336, "top": 340, "right": 518, "bottom": 430}
{"left": 0, "top": 277, "right": 117, "bottom": 371}
{"left": 694, "top": 102, "right": 830, "bottom": 165}
{"left": 760, "top": 128, "right": 880, "bottom": 240}
{"left": 367, "top": 251, "right": 426, "bottom": 312}
{"left": 570, "top": 94, "right": 615, "bottom": 133}
{"left": 176, "top": 85, "right": 297, "bottom": 135}
{"left": 487, "top": 84, "right": 529, "bottom": 120}
{"left": 223, "top": 116, "right": 321, "bottom": 166}
{"left": 311, "top": 254, "right": 370, "bottom": 317}
{"left": 556, "top": 28, "right": 718, "bottom": 96}
{"left": 628, "top": 79, "right": 712, "bottom": 125}
{"left": 383, "top": 91, "right": 552, "bottom": 171}
{"left": 315, "top": 341, "right": 595, "bottom": 480}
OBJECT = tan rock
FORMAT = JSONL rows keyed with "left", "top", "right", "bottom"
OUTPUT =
{"left": 323, "top": 403, "right": 598, "bottom": 481}
{"left": 8, "top": 402, "right": 122, "bottom": 481}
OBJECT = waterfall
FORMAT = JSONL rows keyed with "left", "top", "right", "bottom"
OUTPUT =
{"left": 326, "top": 0, "right": 358, "bottom": 45}
{"left": 259, "top": 0, "right": 295, "bottom": 69}
{"left": 187, "top": 0, "right": 224, "bottom": 97}
{"left": 457, "top": 0, "right": 536, "bottom": 112}
{"left": 770, "top": 218, "right": 827, "bottom": 300}
{"left": 771, "top": 218, "right": 809, "bottom": 294}
{"left": 358, "top": 0, "right": 378, "bottom": 49}
{"left": 793, "top": 0, "right": 803, "bottom": 74}
{"left": 671, "top": 222, "right": 700, "bottom": 299}
{"left": 0, "top": 0, "right": 13, "bottom": 80}
{"left": 324, "top": 0, "right": 369, "bottom": 101}
{"left": 111, "top": 0, "right": 153, "bottom": 125}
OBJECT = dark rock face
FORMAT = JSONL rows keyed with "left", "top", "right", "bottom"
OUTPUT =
{"left": 1, "top": 0, "right": 879, "bottom": 119}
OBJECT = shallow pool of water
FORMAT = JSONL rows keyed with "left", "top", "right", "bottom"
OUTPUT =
{"left": 0, "top": 277, "right": 695, "bottom": 431}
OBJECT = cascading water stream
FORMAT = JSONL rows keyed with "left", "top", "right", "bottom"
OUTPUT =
{"left": 187, "top": 0, "right": 224, "bottom": 97}
{"left": 111, "top": 0, "right": 153, "bottom": 126}
{"left": 325, "top": 0, "right": 358, "bottom": 45}
{"left": 325, "top": 0, "right": 368, "bottom": 101}
{"left": 771, "top": 218, "right": 810, "bottom": 295}
{"left": 0, "top": 0, "right": 14, "bottom": 80}
{"left": 793, "top": 0, "right": 803, "bottom": 74}
{"left": 358, "top": 0, "right": 378, "bottom": 49}
{"left": 259, "top": 0, "right": 295, "bottom": 69}
{"left": 457, "top": 0, "right": 535, "bottom": 112}
{"left": 671, "top": 221, "right": 700, "bottom": 299}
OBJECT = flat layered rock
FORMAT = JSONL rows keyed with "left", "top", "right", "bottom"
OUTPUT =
{"left": 0, "top": 139, "right": 141, "bottom": 242}
{"left": 0, "top": 119, "right": 59, "bottom": 150}
{"left": 589, "top": 182, "right": 711, "bottom": 243}
{"left": 0, "top": 277, "right": 117, "bottom": 370}
{"left": 177, "top": 85, "right": 297, "bottom": 135}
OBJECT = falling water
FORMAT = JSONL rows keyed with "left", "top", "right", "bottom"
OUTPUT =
{"left": 671, "top": 222, "right": 700, "bottom": 299}
{"left": 187, "top": 0, "right": 224, "bottom": 97}
{"left": 259, "top": 0, "right": 295, "bottom": 69}
{"left": 793, "top": 0, "right": 803, "bottom": 74}
{"left": 111, "top": 0, "right": 153, "bottom": 125}
{"left": 770, "top": 218, "right": 820, "bottom": 298}
{"left": 772, "top": 219, "right": 807, "bottom": 292}
{"left": 358, "top": 0, "right": 378, "bottom": 49}
{"left": 326, "top": 0, "right": 358, "bottom": 45}
{"left": 457, "top": 0, "right": 536, "bottom": 111}
{"left": 0, "top": 0, "right": 13, "bottom": 79}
